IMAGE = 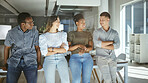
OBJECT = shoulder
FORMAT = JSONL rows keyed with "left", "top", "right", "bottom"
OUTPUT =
{"left": 68, "top": 31, "right": 75, "bottom": 34}
{"left": 59, "top": 32, "right": 67, "bottom": 38}
{"left": 110, "top": 28, "right": 118, "bottom": 34}
{"left": 93, "top": 28, "right": 102, "bottom": 33}
{"left": 39, "top": 33, "right": 46, "bottom": 39}
{"left": 7, "top": 26, "right": 18, "bottom": 34}
{"left": 59, "top": 31, "right": 67, "bottom": 35}
{"left": 31, "top": 27, "right": 38, "bottom": 33}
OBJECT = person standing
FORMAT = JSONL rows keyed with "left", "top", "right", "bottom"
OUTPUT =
{"left": 39, "top": 16, "right": 70, "bottom": 83}
{"left": 3, "top": 12, "right": 42, "bottom": 83}
{"left": 68, "top": 14, "right": 93, "bottom": 83}
{"left": 93, "top": 12, "right": 120, "bottom": 83}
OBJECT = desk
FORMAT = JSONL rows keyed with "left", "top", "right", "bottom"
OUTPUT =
{"left": 92, "top": 59, "right": 128, "bottom": 83}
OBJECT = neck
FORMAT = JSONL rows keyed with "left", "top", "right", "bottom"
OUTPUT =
{"left": 77, "top": 27, "right": 83, "bottom": 32}
{"left": 49, "top": 27, "right": 57, "bottom": 33}
{"left": 21, "top": 26, "right": 27, "bottom": 32}
{"left": 102, "top": 25, "right": 110, "bottom": 32}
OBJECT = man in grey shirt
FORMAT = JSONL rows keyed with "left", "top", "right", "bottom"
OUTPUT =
{"left": 3, "top": 12, "right": 42, "bottom": 83}
{"left": 93, "top": 12, "right": 120, "bottom": 83}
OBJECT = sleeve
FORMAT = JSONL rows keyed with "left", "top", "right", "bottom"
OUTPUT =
{"left": 93, "top": 30, "right": 102, "bottom": 48}
{"left": 88, "top": 32, "right": 93, "bottom": 41}
{"left": 62, "top": 32, "right": 69, "bottom": 51}
{"left": 67, "top": 32, "right": 73, "bottom": 42}
{"left": 33, "top": 29, "right": 39, "bottom": 46}
{"left": 39, "top": 34, "right": 48, "bottom": 56}
{"left": 113, "top": 31, "right": 120, "bottom": 49}
{"left": 4, "top": 31, "right": 13, "bottom": 47}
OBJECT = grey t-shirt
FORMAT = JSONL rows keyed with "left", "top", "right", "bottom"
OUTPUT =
{"left": 68, "top": 31, "right": 92, "bottom": 54}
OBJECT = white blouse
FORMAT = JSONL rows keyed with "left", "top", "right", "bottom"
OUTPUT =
{"left": 39, "top": 32, "right": 69, "bottom": 56}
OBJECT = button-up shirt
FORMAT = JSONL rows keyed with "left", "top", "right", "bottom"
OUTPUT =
{"left": 93, "top": 27, "right": 120, "bottom": 59}
{"left": 4, "top": 25, "right": 39, "bottom": 67}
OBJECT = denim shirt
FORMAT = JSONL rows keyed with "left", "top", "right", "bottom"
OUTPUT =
{"left": 93, "top": 27, "right": 120, "bottom": 59}
{"left": 4, "top": 25, "right": 39, "bottom": 67}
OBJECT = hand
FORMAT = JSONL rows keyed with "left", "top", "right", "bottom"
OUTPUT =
{"left": 79, "top": 45, "right": 87, "bottom": 50}
{"left": 98, "top": 38, "right": 102, "bottom": 41}
{"left": 2, "top": 64, "right": 8, "bottom": 71}
{"left": 46, "top": 51, "right": 57, "bottom": 56}
{"left": 38, "top": 64, "right": 42, "bottom": 70}
{"left": 60, "top": 43, "right": 66, "bottom": 48}
{"left": 78, "top": 49, "right": 85, "bottom": 55}
{"left": 48, "top": 47, "right": 52, "bottom": 52}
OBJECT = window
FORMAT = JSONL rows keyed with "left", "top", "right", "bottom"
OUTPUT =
{"left": 125, "top": 5, "right": 132, "bottom": 54}
{"left": 133, "top": 1, "right": 144, "bottom": 33}
{"left": 146, "top": 1, "right": 148, "bottom": 33}
{"left": 121, "top": 0, "right": 148, "bottom": 55}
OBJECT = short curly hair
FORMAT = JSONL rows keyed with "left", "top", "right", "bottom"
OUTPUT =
{"left": 17, "top": 12, "right": 32, "bottom": 25}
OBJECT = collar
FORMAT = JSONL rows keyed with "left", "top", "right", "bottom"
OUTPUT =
{"left": 101, "top": 27, "right": 111, "bottom": 32}
{"left": 17, "top": 25, "right": 30, "bottom": 33}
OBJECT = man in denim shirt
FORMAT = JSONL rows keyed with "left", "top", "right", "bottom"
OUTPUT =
{"left": 3, "top": 12, "right": 42, "bottom": 83}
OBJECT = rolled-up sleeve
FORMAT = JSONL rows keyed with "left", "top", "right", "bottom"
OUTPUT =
{"left": 34, "top": 29, "right": 39, "bottom": 46}
{"left": 4, "top": 31, "right": 12, "bottom": 47}
{"left": 113, "top": 31, "right": 120, "bottom": 49}
{"left": 39, "top": 35, "right": 48, "bottom": 56}
{"left": 93, "top": 30, "right": 102, "bottom": 48}
{"left": 62, "top": 32, "right": 69, "bottom": 51}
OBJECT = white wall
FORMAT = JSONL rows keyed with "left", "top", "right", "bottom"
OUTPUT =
{"left": 109, "top": 0, "right": 134, "bottom": 55}
{"left": 83, "top": 7, "right": 98, "bottom": 33}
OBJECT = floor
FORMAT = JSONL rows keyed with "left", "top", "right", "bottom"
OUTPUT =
{"left": 1, "top": 60, "right": 148, "bottom": 83}
{"left": 119, "top": 59, "right": 148, "bottom": 83}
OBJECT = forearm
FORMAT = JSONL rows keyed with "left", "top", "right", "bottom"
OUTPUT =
{"left": 85, "top": 46, "right": 93, "bottom": 52}
{"left": 37, "top": 49, "right": 41, "bottom": 65}
{"left": 102, "top": 44, "right": 114, "bottom": 50}
{"left": 85, "top": 41, "right": 93, "bottom": 52}
{"left": 48, "top": 47, "right": 67, "bottom": 53}
{"left": 4, "top": 46, "right": 10, "bottom": 65}
{"left": 53, "top": 47, "right": 67, "bottom": 53}
{"left": 68, "top": 45, "right": 79, "bottom": 51}
{"left": 46, "top": 52, "right": 57, "bottom": 56}
{"left": 35, "top": 46, "right": 42, "bottom": 65}
{"left": 101, "top": 41, "right": 113, "bottom": 47}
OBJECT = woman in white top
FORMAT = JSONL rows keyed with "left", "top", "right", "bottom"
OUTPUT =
{"left": 39, "top": 16, "right": 70, "bottom": 83}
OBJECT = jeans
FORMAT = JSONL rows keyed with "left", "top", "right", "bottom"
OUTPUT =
{"left": 6, "top": 59, "right": 37, "bottom": 83}
{"left": 97, "top": 56, "right": 117, "bottom": 83}
{"left": 69, "top": 53, "right": 93, "bottom": 83}
{"left": 43, "top": 54, "right": 70, "bottom": 83}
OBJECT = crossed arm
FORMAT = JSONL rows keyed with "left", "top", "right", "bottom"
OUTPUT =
{"left": 100, "top": 39, "right": 114, "bottom": 50}
{"left": 68, "top": 41, "right": 93, "bottom": 54}
{"left": 46, "top": 43, "right": 67, "bottom": 56}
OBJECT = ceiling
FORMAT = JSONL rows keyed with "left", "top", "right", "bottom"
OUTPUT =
{"left": 0, "top": 0, "right": 100, "bottom": 16}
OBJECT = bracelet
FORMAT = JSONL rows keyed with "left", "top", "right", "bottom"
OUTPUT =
{"left": 52, "top": 47, "right": 54, "bottom": 52}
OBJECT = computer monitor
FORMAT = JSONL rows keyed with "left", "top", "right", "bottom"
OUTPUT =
{"left": 0, "top": 25, "right": 11, "bottom": 40}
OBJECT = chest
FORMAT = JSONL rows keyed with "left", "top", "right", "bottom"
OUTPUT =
{"left": 12, "top": 31, "right": 34, "bottom": 47}
{"left": 99, "top": 31, "right": 115, "bottom": 41}
{"left": 72, "top": 32, "right": 89, "bottom": 44}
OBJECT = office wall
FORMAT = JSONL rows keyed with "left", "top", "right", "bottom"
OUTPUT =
{"left": 108, "top": 0, "right": 134, "bottom": 55}
{"left": 83, "top": 7, "right": 98, "bottom": 33}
